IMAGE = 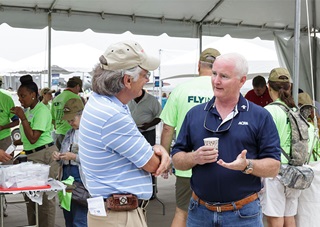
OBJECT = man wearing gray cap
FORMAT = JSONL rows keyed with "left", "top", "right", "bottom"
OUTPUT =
{"left": 79, "top": 41, "right": 170, "bottom": 227}
{"left": 51, "top": 76, "right": 83, "bottom": 150}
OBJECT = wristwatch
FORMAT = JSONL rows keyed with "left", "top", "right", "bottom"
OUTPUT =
{"left": 242, "top": 159, "right": 253, "bottom": 174}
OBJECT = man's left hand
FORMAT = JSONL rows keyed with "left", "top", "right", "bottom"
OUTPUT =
{"left": 217, "top": 149, "right": 248, "bottom": 171}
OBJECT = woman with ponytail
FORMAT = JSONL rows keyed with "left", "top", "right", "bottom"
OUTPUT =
{"left": 260, "top": 68, "right": 300, "bottom": 227}
{"left": 10, "top": 74, "right": 59, "bottom": 227}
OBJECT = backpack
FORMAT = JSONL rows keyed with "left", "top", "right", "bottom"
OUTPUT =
{"left": 269, "top": 102, "right": 310, "bottom": 166}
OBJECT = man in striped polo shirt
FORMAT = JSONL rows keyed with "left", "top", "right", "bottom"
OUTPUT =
{"left": 79, "top": 41, "right": 170, "bottom": 227}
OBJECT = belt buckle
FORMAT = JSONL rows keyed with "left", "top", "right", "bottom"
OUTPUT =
{"left": 205, "top": 202, "right": 222, "bottom": 213}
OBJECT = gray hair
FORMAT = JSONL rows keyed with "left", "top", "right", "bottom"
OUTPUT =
{"left": 92, "top": 64, "right": 143, "bottom": 96}
{"left": 215, "top": 53, "right": 248, "bottom": 78}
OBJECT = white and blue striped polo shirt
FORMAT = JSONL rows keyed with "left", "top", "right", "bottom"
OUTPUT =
{"left": 78, "top": 92, "right": 153, "bottom": 200}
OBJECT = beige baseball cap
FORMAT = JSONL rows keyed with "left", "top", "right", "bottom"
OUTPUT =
{"left": 268, "top": 67, "right": 291, "bottom": 82}
{"left": 62, "top": 98, "right": 84, "bottom": 121}
{"left": 40, "top": 87, "right": 55, "bottom": 96}
{"left": 298, "top": 92, "right": 313, "bottom": 106}
{"left": 100, "top": 40, "right": 160, "bottom": 71}
{"left": 199, "top": 48, "right": 221, "bottom": 63}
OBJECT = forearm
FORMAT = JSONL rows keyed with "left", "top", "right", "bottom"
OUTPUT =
{"left": 251, "top": 158, "right": 280, "bottom": 178}
{"left": 172, "top": 152, "right": 196, "bottom": 171}
{"left": 160, "top": 124, "right": 174, "bottom": 155}
{"left": 0, "top": 120, "right": 19, "bottom": 130}
{"left": 21, "top": 120, "right": 40, "bottom": 144}
{"left": 142, "top": 153, "right": 161, "bottom": 173}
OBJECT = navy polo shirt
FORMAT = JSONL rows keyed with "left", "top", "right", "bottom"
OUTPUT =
{"left": 172, "top": 94, "right": 281, "bottom": 203}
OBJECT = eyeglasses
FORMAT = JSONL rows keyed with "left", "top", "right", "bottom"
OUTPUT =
{"left": 203, "top": 104, "right": 236, "bottom": 133}
{"left": 145, "top": 71, "right": 151, "bottom": 79}
{"left": 139, "top": 66, "right": 151, "bottom": 79}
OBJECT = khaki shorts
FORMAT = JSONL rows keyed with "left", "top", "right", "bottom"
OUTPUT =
{"left": 0, "top": 136, "right": 13, "bottom": 165}
{"left": 175, "top": 176, "right": 192, "bottom": 211}
{"left": 0, "top": 135, "right": 12, "bottom": 150}
{"left": 260, "top": 176, "right": 301, "bottom": 217}
{"left": 88, "top": 207, "right": 147, "bottom": 227}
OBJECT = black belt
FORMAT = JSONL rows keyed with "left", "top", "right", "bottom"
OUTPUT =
{"left": 25, "top": 142, "right": 54, "bottom": 155}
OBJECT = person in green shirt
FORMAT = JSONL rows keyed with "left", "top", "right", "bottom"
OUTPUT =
{"left": 51, "top": 77, "right": 83, "bottom": 150}
{"left": 11, "top": 75, "right": 59, "bottom": 227}
{"left": 0, "top": 77, "right": 19, "bottom": 163}
{"left": 0, "top": 89, "right": 19, "bottom": 153}
{"left": 261, "top": 68, "right": 303, "bottom": 227}
{"left": 160, "top": 48, "right": 220, "bottom": 227}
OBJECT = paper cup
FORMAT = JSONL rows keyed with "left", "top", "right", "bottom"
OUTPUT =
{"left": 203, "top": 137, "right": 219, "bottom": 149}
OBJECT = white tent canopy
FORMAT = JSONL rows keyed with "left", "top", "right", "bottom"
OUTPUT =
{"left": 1, "top": 0, "right": 319, "bottom": 99}
{"left": 0, "top": 0, "right": 319, "bottom": 40}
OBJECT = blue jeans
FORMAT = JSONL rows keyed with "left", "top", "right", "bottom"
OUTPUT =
{"left": 63, "top": 201, "right": 88, "bottom": 227}
{"left": 187, "top": 197, "right": 263, "bottom": 227}
{"left": 62, "top": 165, "right": 88, "bottom": 227}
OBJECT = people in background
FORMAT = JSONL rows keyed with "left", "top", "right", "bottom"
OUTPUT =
{"left": 53, "top": 98, "right": 87, "bottom": 227}
{"left": 78, "top": 40, "right": 170, "bottom": 227}
{"left": 128, "top": 88, "right": 162, "bottom": 199}
{"left": 40, "top": 88, "right": 55, "bottom": 108}
{"left": 162, "top": 92, "right": 168, "bottom": 108}
{"left": 51, "top": 77, "right": 82, "bottom": 150}
{"left": 261, "top": 68, "right": 302, "bottom": 227}
{"left": 160, "top": 47, "right": 221, "bottom": 227}
{"left": 55, "top": 89, "right": 61, "bottom": 97}
{"left": 171, "top": 53, "right": 281, "bottom": 226}
{"left": 128, "top": 89, "right": 162, "bottom": 146}
{"left": 245, "top": 75, "right": 273, "bottom": 107}
{"left": 10, "top": 74, "right": 59, "bottom": 227}
{"left": 0, "top": 81, "right": 19, "bottom": 160}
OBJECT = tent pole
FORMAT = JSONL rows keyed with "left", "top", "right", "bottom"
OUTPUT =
{"left": 293, "top": 0, "right": 301, "bottom": 105}
{"left": 198, "top": 23, "right": 203, "bottom": 56}
{"left": 48, "top": 13, "right": 52, "bottom": 88}
{"left": 312, "top": 0, "right": 318, "bottom": 101}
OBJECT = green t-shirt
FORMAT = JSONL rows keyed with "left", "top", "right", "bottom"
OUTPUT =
{"left": 20, "top": 102, "right": 53, "bottom": 150}
{"left": 43, "top": 102, "right": 54, "bottom": 132}
{"left": 0, "top": 90, "right": 16, "bottom": 140}
{"left": 306, "top": 123, "right": 320, "bottom": 162}
{"left": 160, "top": 76, "right": 214, "bottom": 177}
{"left": 265, "top": 100, "right": 293, "bottom": 164}
{"left": 51, "top": 90, "right": 81, "bottom": 135}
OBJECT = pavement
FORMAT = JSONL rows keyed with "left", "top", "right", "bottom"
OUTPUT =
{"left": 2, "top": 175, "right": 176, "bottom": 227}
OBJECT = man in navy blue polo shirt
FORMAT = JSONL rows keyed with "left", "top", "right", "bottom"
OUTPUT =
{"left": 171, "top": 53, "right": 281, "bottom": 227}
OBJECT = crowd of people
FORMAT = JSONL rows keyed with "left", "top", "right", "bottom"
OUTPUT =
{"left": 0, "top": 40, "right": 319, "bottom": 227}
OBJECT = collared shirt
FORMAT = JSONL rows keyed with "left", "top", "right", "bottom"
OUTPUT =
{"left": 60, "top": 128, "right": 80, "bottom": 165}
{"left": 171, "top": 94, "right": 281, "bottom": 203}
{"left": 160, "top": 76, "right": 213, "bottom": 177}
{"left": 128, "top": 92, "right": 162, "bottom": 133}
{"left": 245, "top": 88, "right": 273, "bottom": 107}
{"left": 79, "top": 92, "right": 154, "bottom": 200}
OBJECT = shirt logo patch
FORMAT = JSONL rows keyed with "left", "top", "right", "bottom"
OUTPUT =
{"left": 238, "top": 121, "right": 248, "bottom": 125}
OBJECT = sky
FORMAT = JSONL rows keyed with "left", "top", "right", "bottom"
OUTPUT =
{"left": 0, "top": 23, "right": 280, "bottom": 92}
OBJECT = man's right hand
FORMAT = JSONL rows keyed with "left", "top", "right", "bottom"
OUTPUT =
{"left": 0, "top": 149, "right": 12, "bottom": 163}
{"left": 193, "top": 145, "right": 219, "bottom": 165}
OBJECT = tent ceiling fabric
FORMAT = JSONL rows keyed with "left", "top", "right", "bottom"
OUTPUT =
{"left": 0, "top": 0, "right": 319, "bottom": 40}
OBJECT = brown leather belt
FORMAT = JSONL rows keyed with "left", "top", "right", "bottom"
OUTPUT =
{"left": 192, "top": 191, "right": 258, "bottom": 212}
